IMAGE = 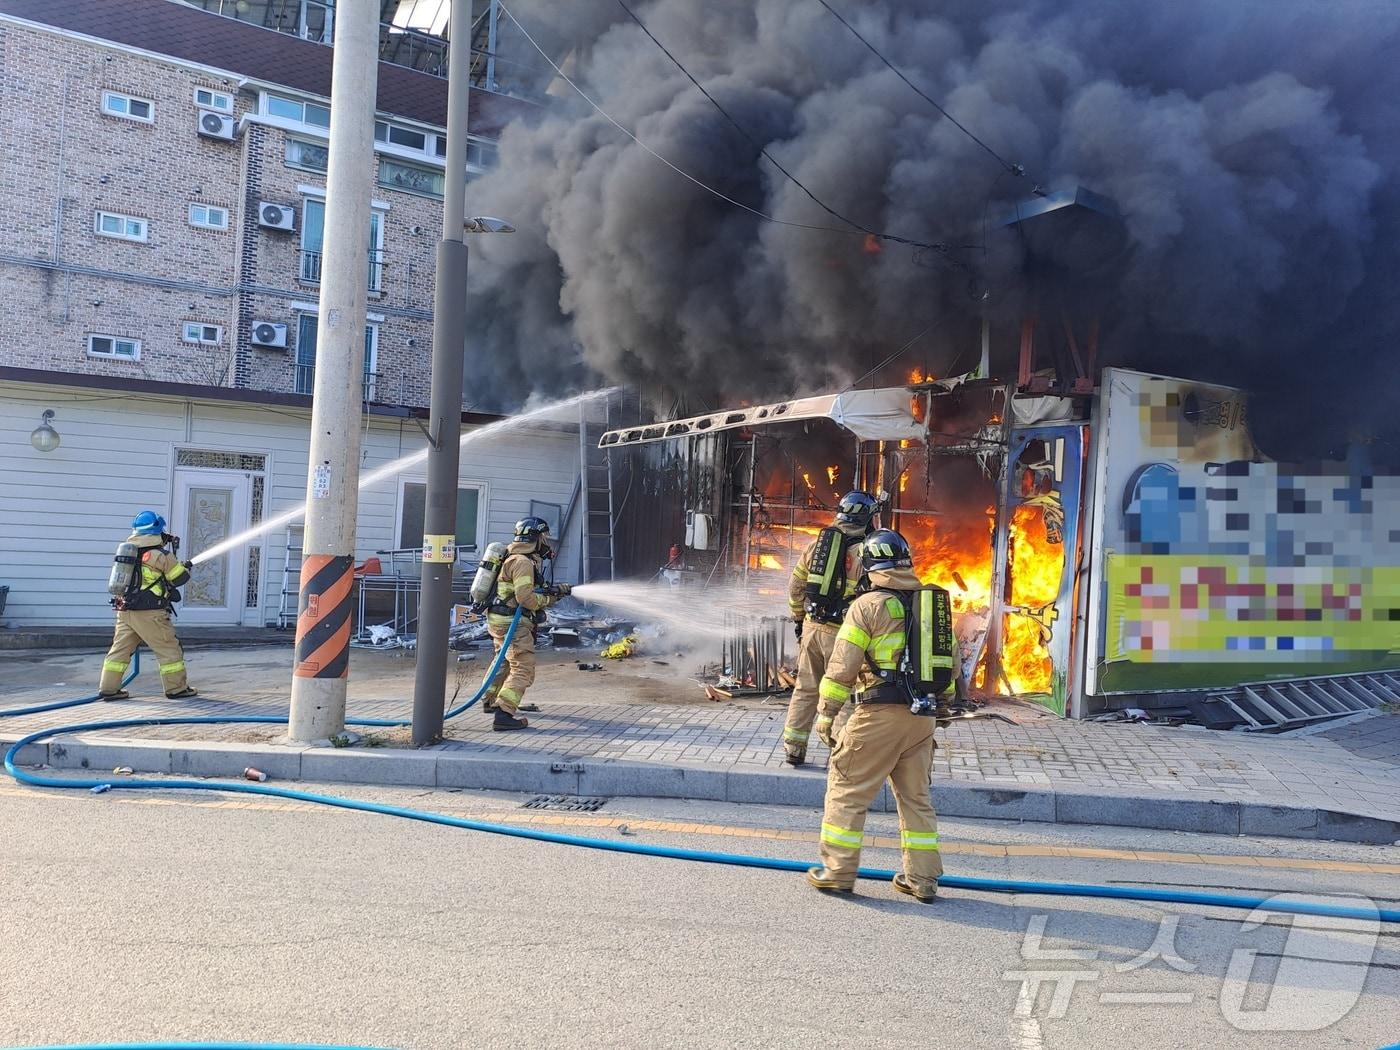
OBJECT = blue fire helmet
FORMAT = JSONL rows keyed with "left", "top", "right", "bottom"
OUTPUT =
{"left": 131, "top": 510, "right": 167, "bottom": 536}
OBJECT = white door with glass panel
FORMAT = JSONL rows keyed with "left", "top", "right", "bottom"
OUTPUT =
{"left": 171, "top": 468, "right": 251, "bottom": 625}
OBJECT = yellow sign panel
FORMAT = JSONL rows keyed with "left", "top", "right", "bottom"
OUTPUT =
{"left": 421, "top": 533, "right": 457, "bottom": 564}
{"left": 1105, "top": 554, "right": 1400, "bottom": 663}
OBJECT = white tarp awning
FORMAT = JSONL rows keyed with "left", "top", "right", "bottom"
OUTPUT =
{"left": 598, "top": 387, "right": 924, "bottom": 448}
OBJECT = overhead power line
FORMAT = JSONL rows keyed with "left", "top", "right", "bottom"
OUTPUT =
{"left": 812, "top": 0, "right": 1027, "bottom": 180}
{"left": 495, "top": 0, "right": 968, "bottom": 265}
{"left": 615, "top": 0, "right": 961, "bottom": 261}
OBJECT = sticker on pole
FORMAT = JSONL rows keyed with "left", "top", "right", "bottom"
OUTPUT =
{"left": 311, "top": 464, "right": 331, "bottom": 500}
{"left": 422, "top": 533, "right": 456, "bottom": 563}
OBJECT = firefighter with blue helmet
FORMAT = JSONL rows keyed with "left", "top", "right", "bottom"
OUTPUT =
{"left": 98, "top": 511, "right": 198, "bottom": 700}
{"left": 806, "top": 528, "right": 947, "bottom": 903}
{"left": 782, "top": 491, "right": 877, "bottom": 765}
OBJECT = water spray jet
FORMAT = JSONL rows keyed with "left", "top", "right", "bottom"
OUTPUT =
{"left": 190, "top": 388, "right": 620, "bottom": 566}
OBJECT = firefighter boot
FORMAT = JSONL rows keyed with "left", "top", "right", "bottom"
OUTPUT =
{"left": 493, "top": 709, "right": 530, "bottom": 731}
{"left": 805, "top": 866, "right": 855, "bottom": 894}
{"left": 98, "top": 690, "right": 130, "bottom": 701}
{"left": 892, "top": 873, "right": 938, "bottom": 904}
{"left": 784, "top": 744, "right": 807, "bottom": 766}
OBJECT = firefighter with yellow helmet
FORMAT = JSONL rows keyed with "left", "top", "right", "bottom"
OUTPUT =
{"left": 782, "top": 491, "right": 877, "bottom": 765}
{"left": 806, "top": 528, "right": 953, "bottom": 903}
{"left": 98, "top": 511, "right": 198, "bottom": 700}
{"left": 480, "top": 516, "right": 570, "bottom": 731}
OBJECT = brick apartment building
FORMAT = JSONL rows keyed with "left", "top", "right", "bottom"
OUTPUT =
{"left": 0, "top": 1, "right": 622, "bottom": 631}
{"left": 0, "top": 0, "right": 537, "bottom": 410}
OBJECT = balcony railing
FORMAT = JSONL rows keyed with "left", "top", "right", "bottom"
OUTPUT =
{"left": 295, "top": 366, "right": 379, "bottom": 404}
{"left": 298, "top": 248, "right": 385, "bottom": 293}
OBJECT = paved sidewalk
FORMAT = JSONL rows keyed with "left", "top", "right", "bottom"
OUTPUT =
{"left": 3, "top": 678, "right": 1399, "bottom": 843}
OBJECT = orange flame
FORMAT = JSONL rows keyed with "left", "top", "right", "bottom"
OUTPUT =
{"left": 1003, "top": 504, "right": 1062, "bottom": 694}
{"left": 757, "top": 554, "right": 784, "bottom": 571}
{"left": 899, "top": 502, "right": 1061, "bottom": 696}
{"left": 826, "top": 465, "right": 839, "bottom": 486}
{"left": 801, "top": 471, "right": 815, "bottom": 491}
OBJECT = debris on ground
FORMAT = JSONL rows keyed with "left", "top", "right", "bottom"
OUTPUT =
{"left": 577, "top": 662, "right": 602, "bottom": 672}
{"left": 601, "top": 635, "right": 638, "bottom": 659}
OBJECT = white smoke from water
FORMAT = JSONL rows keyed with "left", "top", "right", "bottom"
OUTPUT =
{"left": 570, "top": 580, "right": 789, "bottom": 646}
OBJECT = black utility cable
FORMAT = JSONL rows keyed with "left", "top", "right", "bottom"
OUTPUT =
{"left": 812, "top": 0, "right": 1026, "bottom": 180}
{"left": 616, "top": 0, "right": 961, "bottom": 261}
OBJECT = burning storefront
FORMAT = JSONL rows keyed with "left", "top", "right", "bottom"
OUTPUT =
{"left": 600, "top": 366, "right": 1400, "bottom": 724}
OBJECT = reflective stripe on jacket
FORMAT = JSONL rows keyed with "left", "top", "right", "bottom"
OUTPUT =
{"left": 816, "top": 566, "right": 922, "bottom": 707}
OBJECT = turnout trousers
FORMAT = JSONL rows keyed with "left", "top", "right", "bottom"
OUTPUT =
{"left": 819, "top": 704, "right": 942, "bottom": 893}
{"left": 98, "top": 609, "right": 189, "bottom": 696}
{"left": 484, "top": 614, "right": 537, "bottom": 716}
{"left": 783, "top": 621, "right": 840, "bottom": 751}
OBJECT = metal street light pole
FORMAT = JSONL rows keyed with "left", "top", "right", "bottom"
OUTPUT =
{"left": 410, "top": 0, "right": 474, "bottom": 746}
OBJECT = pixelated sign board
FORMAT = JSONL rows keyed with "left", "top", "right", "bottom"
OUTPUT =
{"left": 1085, "top": 369, "right": 1400, "bottom": 694}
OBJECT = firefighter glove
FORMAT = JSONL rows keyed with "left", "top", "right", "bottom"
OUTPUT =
{"left": 794, "top": 620, "right": 803, "bottom": 642}
{"left": 556, "top": 583, "right": 572, "bottom": 597}
{"left": 816, "top": 714, "right": 836, "bottom": 749}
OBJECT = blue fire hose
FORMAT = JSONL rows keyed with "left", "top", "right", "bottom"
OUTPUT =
{"left": 3, "top": 1044, "right": 390, "bottom": 1050}
{"left": 4, "top": 604, "right": 1399, "bottom": 930}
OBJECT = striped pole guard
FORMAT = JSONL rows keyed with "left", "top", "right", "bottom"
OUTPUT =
{"left": 294, "top": 554, "right": 355, "bottom": 679}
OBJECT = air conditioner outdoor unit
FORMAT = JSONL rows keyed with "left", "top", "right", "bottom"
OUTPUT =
{"left": 258, "top": 202, "right": 294, "bottom": 231}
{"left": 250, "top": 321, "right": 288, "bottom": 349}
{"left": 197, "top": 109, "right": 234, "bottom": 140}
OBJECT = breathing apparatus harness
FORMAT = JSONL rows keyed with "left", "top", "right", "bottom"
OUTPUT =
{"left": 856, "top": 583, "right": 956, "bottom": 716}
{"left": 110, "top": 534, "right": 182, "bottom": 614}
{"left": 802, "top": 527, "right": 859, "bottom": 625}
{"left": 847, "top": 527, "right": 955, "bottom": 716}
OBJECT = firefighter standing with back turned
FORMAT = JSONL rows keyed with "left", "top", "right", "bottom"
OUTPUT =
{"left": 806, "top": 528, "right": 955, "bottom": 903}
{"left": 480, "top": 516, "right": 571, "bottom": 731}
{"left": 783, "top": 491, "right": 877, "bottom": 765}
{"left": 99, "top": 511, "right": 198, "bottom": 700}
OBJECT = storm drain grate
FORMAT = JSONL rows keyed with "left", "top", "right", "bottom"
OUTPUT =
{"left": 521, "top": 794, "right": 609, "bottom": 812}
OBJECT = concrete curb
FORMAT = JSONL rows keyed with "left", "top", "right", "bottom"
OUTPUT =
{"left": 7, "top": 732, "right": 1399, "bottom": 845}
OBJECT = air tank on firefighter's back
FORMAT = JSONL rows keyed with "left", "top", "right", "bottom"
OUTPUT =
{"left": 469, "top": 541, "right": 509, "bottom": 605}
{"left": 107, "top": 540, "right": 139, "bottom": 596}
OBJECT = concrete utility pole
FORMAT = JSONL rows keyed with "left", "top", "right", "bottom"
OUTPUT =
{"left": 411, "top": 0, "right": 473, "bottom": 747}
{"left": 289, "top": 0, "right": 378, "bottom": 744}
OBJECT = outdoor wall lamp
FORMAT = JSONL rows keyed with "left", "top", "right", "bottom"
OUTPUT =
{"left": 30, "top": 409, "right": 60, "bottom": 452}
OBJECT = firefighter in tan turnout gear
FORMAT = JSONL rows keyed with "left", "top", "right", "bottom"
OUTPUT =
{"left": 481, "top": 516, "right": 571, "bottom": 731}
{"left": 783, "top": 491, "right": 878, "bottom": 766}
{"left": 98, "top": 511, "right": 198, "bottom": 700}
{"left": 806, "top": 529, "right": 954, "bottom": 904}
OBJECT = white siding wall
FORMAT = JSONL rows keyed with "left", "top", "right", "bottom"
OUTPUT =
{"left": 0, "top": 381, "right": 582, "bottom": 626}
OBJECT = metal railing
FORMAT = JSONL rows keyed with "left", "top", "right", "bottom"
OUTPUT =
{"left": 298, "top": 248, "right": 385, "bottom": 292}
{"left": 295, "top": 366, "right": 379, "bottom": 403}
{"left": 179, "top": 0, "right": 547, "bottom": 100}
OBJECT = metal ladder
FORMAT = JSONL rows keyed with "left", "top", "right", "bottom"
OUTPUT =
{"left": 1204, "top": 670, "right": 1400, "bottom": 731}
{"left": 275, "top": 523, "right": 303, "bottom": 630}
{"left": 578, "top": 400, "right": 616, "bottom": 583}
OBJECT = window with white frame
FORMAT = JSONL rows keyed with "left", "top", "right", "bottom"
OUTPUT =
{"left": 377, "top": 158, "right": 444, "bottom": 198}
{"left": 397, "top": 481, "right": 483, "bottom": 553}
{"left": 265, "top": 94, "right": 330, "bottom": 129}
{"left": 88, "top": 334, "right": 141, "bottom": 361}
{"left": 194, "top": 87, "right": 234, "bottom": 112}
{"left": 182, "top": 322, "right": 222, "bottom": 345}
{"left": 299, "top": 198, "right": 383, "bottom": 291}
{"left": 101, "top": 90, "right": 154, "bottom": 122}
{"left": 188, "top": 203, "right": 229, "bottom": 230}
{"left": 294, "top": 315, "right": 378, "bottom": 400}
{"left": 95, "top": 211, "right": 148, "bottom": 242}
{"left": 285, "top": 138, "right": 329, "bottom": 173}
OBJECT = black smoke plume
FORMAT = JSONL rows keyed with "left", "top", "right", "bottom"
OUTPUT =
{"left": 466, "top": 0, "right": 1400, "bottom": 464}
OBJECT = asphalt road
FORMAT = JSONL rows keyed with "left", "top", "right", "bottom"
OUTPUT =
{"left": 1, "top": 780, "right": 1397, "bottom": 1050}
